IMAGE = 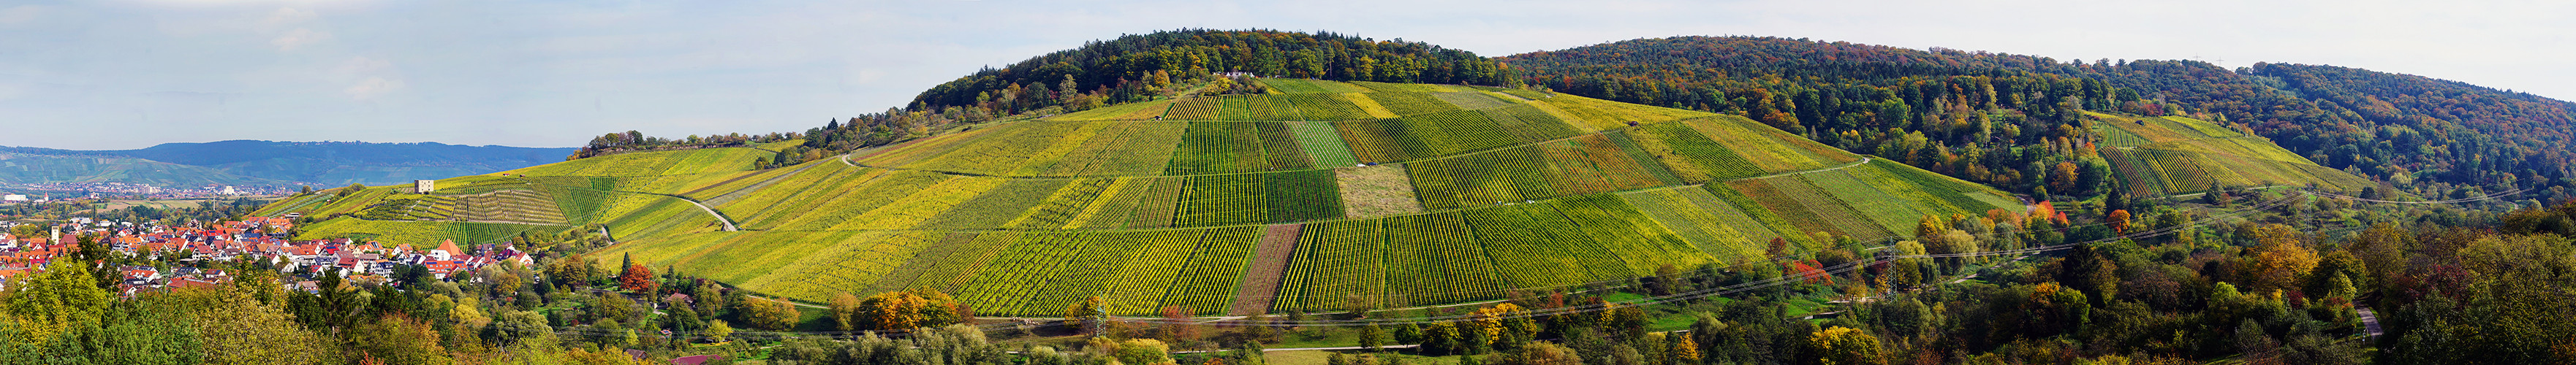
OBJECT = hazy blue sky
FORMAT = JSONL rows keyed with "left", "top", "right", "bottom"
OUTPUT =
{"left": 3, "top": 0, "right": 2566, "bottom": 150}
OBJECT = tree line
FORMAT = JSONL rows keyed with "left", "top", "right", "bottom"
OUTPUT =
{"left": 912, "top": 29, "right": 1515, "bottom": 118}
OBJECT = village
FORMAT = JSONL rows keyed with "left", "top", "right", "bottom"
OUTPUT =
{"left": 2, "top": 181, "right": 298, "bottom": 200}
{"left": 0, "top": 216, "right": 536, "bottom": 296}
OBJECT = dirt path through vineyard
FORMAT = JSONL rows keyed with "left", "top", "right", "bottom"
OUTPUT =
{"left": 1227, "top": 223, "right": 1303, "bottom": 315}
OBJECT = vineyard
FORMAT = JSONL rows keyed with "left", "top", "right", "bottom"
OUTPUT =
{"left": 265, "top": 78, "right": 2079, "bottom": 316}
{"left": 2085, "top": 112, "right": 2375, "bottom": 196}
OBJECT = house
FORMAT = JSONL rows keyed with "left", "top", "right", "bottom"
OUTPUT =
{"left": 431, "top": 239, "right": 461, "bottom": 261}
{"left": 671, "top": 355, "right": 724, "bottom": 365}
{"left": 169, "top": 277, "right": 224, "bottom": 291}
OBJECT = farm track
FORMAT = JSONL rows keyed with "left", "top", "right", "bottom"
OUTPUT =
{"left": 501, "top": 176, "right": 743, "bottom": 231}
{"left": 1738, "top": 156, "right": 1871, "bottom": 180}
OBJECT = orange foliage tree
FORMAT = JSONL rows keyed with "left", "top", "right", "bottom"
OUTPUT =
{"left": 616, "top": 264, "right": 656, "bottom": 293}
{"left": 2107, "top": 210, "right": 2132, "bottom": 234}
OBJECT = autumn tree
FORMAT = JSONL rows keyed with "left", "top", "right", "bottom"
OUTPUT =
{"left": 2047, "top": 161, "right": 2081, "bottom": 197}
{"left": 1664, "top": 332, "right": 1702, "bottom": 365}
{"left": 740, "top": 297, "right": 800, "bottom": 331}
{"left": 616, "top": 264, "right": 656, "bottom": 293}
{"left": 2250, "top": 223, "right": 2319, "bottom": 293}
{"left": 349, "top": 314, "right": 452, "bottom": 365}
{"left": 1113, "top": 339, "right": 1178, "bottom": 365}
{"left": 1065, "top": 296, "right": 1108, "bottom": 335}
{"left": 1496, "top": 342, "right": 1583, "bottom": 365}
{"left": 857, "top": 289, "right": 966, "bottom": 331}
{"left": 830, "top": 292, "right": 863, "bottom": 331}
{"left": 1159, "top": 305, "right": 1202, "bottom": 345}
{"left": 1468, "top": 303, "right": 1537, "bottom": 351}
{"left": 2107, "top": 210, "right": 2132, "bottom": 234}
{"left": 1800, "top": 326, "right": 1882, "bottom": 365}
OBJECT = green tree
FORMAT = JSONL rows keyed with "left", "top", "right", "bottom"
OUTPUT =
{"left": 704, "top": 319, "right": 735, "bottom": 343}
{"left": 83, "top": 300, "right": 206, "bottom": 365}
{"left": 1420, "top": 322, "right": 1462, "bottom": 356}
{"left": 4, "top": 261, "right": 111, "bottom": 343}
{"left": 1357, "top": 323, "right": 1385, "bottom": 351}
{"left": 161, "top": 288, "right": 336, "bottom": 365}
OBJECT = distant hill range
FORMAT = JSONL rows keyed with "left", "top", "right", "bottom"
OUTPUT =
{"left": 0, "top": 140, "right": 576, "bottom": 187}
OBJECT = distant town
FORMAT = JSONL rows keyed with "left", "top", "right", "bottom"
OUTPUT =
{"left": 0, "top": 217, "right": 535, "bottom": 296}
{"left": 1, "top": 181, "right": 302, "bottom": 201}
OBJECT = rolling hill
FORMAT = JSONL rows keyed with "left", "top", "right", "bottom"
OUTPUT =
{"left": 263, "top": 79, "right": 2026, "bottom": 316}
{"left": 1499, "top": 36, "right": 2547, "bottom": 201}
{"left": 0, "top": 152, "right": 298, "bottom": 188}
{"left": 1, "top": 140, "right": 578, "bottom": 187}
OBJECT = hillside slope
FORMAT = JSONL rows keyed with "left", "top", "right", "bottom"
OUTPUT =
{"left": 485, "top": 79, "right": 2026, "bottom": 316}
{"left": 251, "top": 142, "right": 798, "bottom": 247}
{"left": 2086, "top": 112, "right": 2374, "bottom": 196}
{"left": 0, "top": 152, "right": 296, "bottom": 188}
{"left": 114, "top": 140, "right": 579, "bottom": 185}
{"left": 1499, "top": 36, "right": 2548, "bottom": 200}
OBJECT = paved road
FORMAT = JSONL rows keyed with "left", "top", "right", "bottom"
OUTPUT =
{"left": 2357, "top": 307, "right": 2384, "bottom": 341}
{"left": 1176, "top": 345, "right": 1422, "bottom": 354}
{"left": 670, "top": 195, "right": 738, "bottom": 231}
{"left": 501, "top": 175, "right": 740, "bottom": 231}
{"left": 1739, "top": 157, "right": 1872, "bottom": 180}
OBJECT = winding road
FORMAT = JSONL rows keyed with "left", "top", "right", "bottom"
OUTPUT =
{"left": 670, "top": 195, "right": 739, "bottom": 231}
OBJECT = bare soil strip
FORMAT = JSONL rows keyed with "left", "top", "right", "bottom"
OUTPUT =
{"left": 1228, "top": 223, "right": 1303, "bottom": 315}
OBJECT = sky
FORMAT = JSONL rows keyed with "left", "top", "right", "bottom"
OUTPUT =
{"left": 1, "top": 0, "right": 2566, "bottom": 150}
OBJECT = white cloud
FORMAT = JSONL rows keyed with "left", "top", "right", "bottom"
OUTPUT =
{"left": 343, "top": 76, "right": 402, "bottom": 100}
{"left": 270, "top": 27, "right": 329, "bottom": 50}
{"left": 260, "top": 7, "right": 315, "bottom": 28}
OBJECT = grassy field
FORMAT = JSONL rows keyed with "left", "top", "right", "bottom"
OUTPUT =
{"left": 262, "top": 78, "right": 2067, "bottom": 316}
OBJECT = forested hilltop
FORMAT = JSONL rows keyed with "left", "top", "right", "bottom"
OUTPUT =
{"left": 702, "top": 29, "right": 1522, "bottom": 170}
{"left": 911, "top": 29, "right": 1515, "bottom": 117}
{"left": 1501, "top": 36, "right": 2575, "bottom": 204}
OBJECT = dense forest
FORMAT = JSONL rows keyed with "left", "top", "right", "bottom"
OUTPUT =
{"left": 781, "top": 29, "right": 1520, "bottom": 169}
{"left": 1500, "top": 36, "right": 2575, "bottom": 203}
{"left": 910, "top": 29, "right": 1515, "bottom": 118}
